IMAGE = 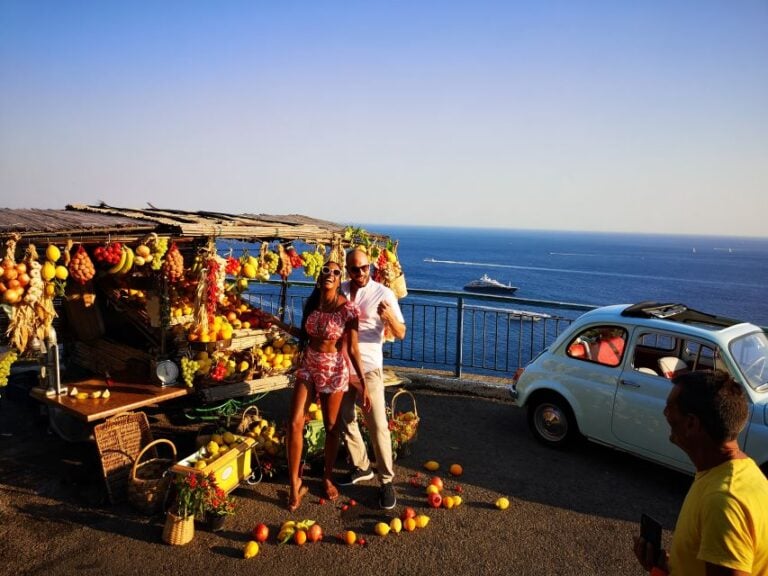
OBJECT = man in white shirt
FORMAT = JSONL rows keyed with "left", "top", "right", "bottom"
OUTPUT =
{"left": 338, "top": 247, "right": 406, "bottom": 509}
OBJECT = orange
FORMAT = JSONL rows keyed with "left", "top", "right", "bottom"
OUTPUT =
{"left": 403, "top": 517, "right": 417, "bottom": 532}
{"left": 449, "top": 464, "right": 463, "bottom": 476}
{"left": 294, "top": 529, "right": 307, "bottom": 546}
{"left": 343, "top": 530, "right": 356, "bottom": 545}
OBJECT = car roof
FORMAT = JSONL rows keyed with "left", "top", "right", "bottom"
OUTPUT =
{"left": 574, "top": 302, "right": 761, "bottom": 344}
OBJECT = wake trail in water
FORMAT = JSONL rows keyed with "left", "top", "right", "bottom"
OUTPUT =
{"left": 422, "top": 258, "right": 761, "bottom": 289}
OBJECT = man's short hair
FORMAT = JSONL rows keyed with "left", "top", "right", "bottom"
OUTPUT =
{"left": 672, "top": 370, "right": 748, "bottom": 442}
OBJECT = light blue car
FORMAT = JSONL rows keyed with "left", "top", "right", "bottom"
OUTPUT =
{"left": 510, "top": 302, "right": 768, "bottom": 475}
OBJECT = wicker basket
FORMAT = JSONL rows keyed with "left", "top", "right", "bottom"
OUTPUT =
{"left": 388, "top": 273, "right": 408, "bottom": 299}
{"left": 94, "top": 412, "right": 154, "bottom": 504}
{"left": 390, "top": 389, "right": 419, "bottom": 454}
{"left": 162, "top": 510, "right": 195, "bottom": 546}
{"left": 235, "top": 405, "right": 261, "bottom": 435}
{"left": 127, "top": 438, "right": 177, "bottom": 515}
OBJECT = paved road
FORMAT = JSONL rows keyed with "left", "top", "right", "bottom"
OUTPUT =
{"left": 0, "top": 385, "right": 692, "bottom": 575}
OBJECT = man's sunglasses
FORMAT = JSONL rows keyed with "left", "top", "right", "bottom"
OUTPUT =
{"left": 348, "top": 264, "right": 370, "bottom": 274}
{"left": 321, "top": 266, "right": 342, "bottom": 277}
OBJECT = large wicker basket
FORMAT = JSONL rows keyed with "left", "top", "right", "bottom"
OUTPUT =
{"left": 390, "top": 389, "right": 419, "bottom": 457}
{"left": 93, "top": 412, "right": 155, "bottom": 504}
{"left": 127, "top": 438, "right": 177, "bottom": 515}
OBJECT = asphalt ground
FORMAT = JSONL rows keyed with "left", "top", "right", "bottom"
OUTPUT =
{"left": 0, "top": 382, "right": 693, "bottom": 576}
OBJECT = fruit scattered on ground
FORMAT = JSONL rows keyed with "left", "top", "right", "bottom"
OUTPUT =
{"left": 342, "top": 530, "right": 357, "bottom": 545}
{"left": 307, "top": 523, "right": 323, "bottom": 543}
{"left": 495, "top": 497, "right": 510, "bottom": 510}
{"left": 252, "top": 523, "right": 269, "bottom": 543}
{"left": 423, "top": 460, "right": 440, "bottom": 471}
{"left": 389, "top": 517, "right": 402, "bottom": 534}
{"left": 415, "top": 514, "right": 430, "bottom": 528}
{"left": 429, "top": 476, "right": 444, "bottom": 491}
{"left": 403, "top": 517, "right": 417, "bottom": 532}
{"left": 374, "top": 522, "right": 390, "bottom": 537}
{"left": 425, "top": 484, "right": 440, "bottom": 496}
{"left": 400, "top": 507, "right": 417, "bottom": 521}
{"left": 293, "top": 529, "right": 307, "bottom": 546}
{"left": 427, "top": 492, "right": 442, "bottom": 508}
{"left": 244, "top": 541, "right": 260, "bottom": 559}
{"left": 449, "top": 463, "right": 463, "bottom": 476}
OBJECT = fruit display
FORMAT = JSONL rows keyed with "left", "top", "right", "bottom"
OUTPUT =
{"left": 300, "top": 248, "right": 325, "bottom": 280}
{"left": 374, "top": 240, "right": 407, "bottom": 299}
{"left": 277, "top": 519, "right": 322, "bottom": 545}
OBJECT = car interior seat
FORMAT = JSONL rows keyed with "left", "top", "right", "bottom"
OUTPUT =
{"left": 636, "top": 367, "right": 658, "bottom": 375}
{"left": 658, "top": 357, "right": 689, "bottom": 379}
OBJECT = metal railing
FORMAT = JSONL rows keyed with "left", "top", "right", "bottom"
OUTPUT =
{"left": 246, "top": 282, "right": 597, "bottom": 379}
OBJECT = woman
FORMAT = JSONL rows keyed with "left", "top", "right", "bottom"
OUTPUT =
{"left": 273, "top": 260, "right": 370, "bottom": 511}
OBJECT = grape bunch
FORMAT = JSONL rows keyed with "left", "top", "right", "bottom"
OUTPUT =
{"left": 150, "top": 236, "right": 169, "bottom": 270}
{"left": 0, "top": 350, "right": 19, "bottom": 387}
{"left": 301, "top": 251, "right": 325, "bottom": 280}
{"left": 263, "top": 251, "right": 279, "bottom": 274}
{"left": 180, "top": 357, "right": 200, "bottom": 387}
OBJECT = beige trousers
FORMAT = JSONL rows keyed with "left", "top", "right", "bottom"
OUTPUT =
{"left": 340, "top": 368, "right": 394, "bottom": 484}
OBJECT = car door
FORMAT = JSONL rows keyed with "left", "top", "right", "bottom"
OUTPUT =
{"left": 611, "top": 330, "right": 691, "bottom": 470}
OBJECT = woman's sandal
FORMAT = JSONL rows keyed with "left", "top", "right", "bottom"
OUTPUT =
{"left": 287, "top": 482, "right": 309, "bottom": 512}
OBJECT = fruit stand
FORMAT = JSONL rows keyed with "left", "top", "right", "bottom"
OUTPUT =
{"left": 0, "top": 204, "right": 406, "bottom": 426}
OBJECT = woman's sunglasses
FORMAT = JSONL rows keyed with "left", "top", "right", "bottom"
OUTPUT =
{"left": 321, "top": 266, "right": 342, "bottom": 277}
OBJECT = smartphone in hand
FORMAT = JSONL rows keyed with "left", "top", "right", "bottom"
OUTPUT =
{"left": 640, "top": 514, "right": 662, "bottom": 565}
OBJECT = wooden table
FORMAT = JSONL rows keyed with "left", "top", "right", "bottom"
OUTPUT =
{"left": 30, "top": 378, "right": 190, "bottom": 423}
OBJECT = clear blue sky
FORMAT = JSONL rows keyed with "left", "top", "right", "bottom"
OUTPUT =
{"left": 1, "top": 1, "right": 766, "bottom": 236}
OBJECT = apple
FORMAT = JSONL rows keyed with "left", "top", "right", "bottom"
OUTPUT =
{"left": 427, "top": 492, "right": 442, "bottom": 508}
{"left": 400, "top": 506, "right": 417, "bottom": 521}
{"left": 252, "top": 523, "right": 269, "bottom": 543}
{"left": 429, "top": 476, "right": 444, "bottom": 492}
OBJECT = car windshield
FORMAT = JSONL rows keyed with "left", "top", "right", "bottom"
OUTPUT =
{"left": 730, "top": 331, "right": 768, "bottom": 391}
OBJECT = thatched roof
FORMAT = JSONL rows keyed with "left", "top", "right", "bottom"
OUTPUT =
{"left": 0, "top": 204, "right": 375, "bottom": 245}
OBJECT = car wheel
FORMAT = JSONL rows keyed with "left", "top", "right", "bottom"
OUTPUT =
{"left": 527, "top": 393, "right": 579, "bottom": 449}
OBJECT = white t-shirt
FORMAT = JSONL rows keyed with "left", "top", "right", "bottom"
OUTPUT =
{"left": 341, "top": 279, "right": 404, "bottom": 374}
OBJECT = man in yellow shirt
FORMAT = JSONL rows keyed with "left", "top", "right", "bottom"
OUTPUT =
{"left": 634, "top": 370, "right": 768, "bottom": 575}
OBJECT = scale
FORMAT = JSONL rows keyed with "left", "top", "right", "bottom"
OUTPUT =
{"left": 155, "top": 358, "right": 179, "bottom": 387}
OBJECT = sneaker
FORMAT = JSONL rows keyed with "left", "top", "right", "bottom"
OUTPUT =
{"left": 379, "top": 482, "right": 396, "bottom": 510}
{"left": 338, "top": 467, "right": 374, "bottom": 486}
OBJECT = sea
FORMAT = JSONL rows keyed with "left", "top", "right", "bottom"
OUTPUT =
{"left": 361, "top": 226, "right": 768, "bottom": 327}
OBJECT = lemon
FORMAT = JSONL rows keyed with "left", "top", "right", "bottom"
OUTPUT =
{"left": 45, "top": 244, "right": 61, "bottom": 263}
{"left": 415, "top": 514, "right": 430, "bottom": 528}
{"left": 54, "top": 265, "right": 68, "bottom": 280}
{"left": 495, "top": 497, "right": 510, "bottom": 510}
{"left": 206, "top": 440, "right": 220, "bottom": 455}
{"left": 41, "top": 261, "right": 56, "bottom": 281}
{"left": 426, "top": 484, "right": 440, "bottom": 495}
{"left": 374, "top": 522, "right": 390, "bottom": 537}
{"left": 102, "top": 389, "right": 111, "bottom": 399}
{"left": 389, "top": 517, "right": 402, "bottom": 534}
{"left": 423, "top": 460, "right": 440, "bottom": 471}
{"left": 453, "top": 495, "right": 463, "bottom": 507}
{"left": 244, "top": 540, "right": 260, "bottom": 559}
{"left": 194, "top": 460, "right": 207, "bottom": 470}
{"left": 443, "top": 495, "right": 455, "bottom": 509}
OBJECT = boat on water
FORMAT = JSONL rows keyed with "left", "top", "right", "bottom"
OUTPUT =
{"left": 463, "top": 274, "right": 518, "bottom": 295}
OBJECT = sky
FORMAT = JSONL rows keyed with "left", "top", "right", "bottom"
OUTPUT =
{"left": 1, "top": 1, "right": 766, "bottom": 237}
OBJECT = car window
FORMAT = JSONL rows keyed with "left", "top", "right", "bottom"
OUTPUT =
{"left": 730, "top": 331, "right": 768, "bottom": 390}
{"left": 566, "top": 326, "right": 627, "bottom": 367}
{"left": 632, "top": 330, "right": 729, "bottom": 379}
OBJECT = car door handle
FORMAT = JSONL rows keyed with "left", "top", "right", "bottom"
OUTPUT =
{"left": 620, "top": 379, "right": 641, "bottom": 388}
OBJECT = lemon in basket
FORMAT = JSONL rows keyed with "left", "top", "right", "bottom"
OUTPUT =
{"left": 206, "top": 440, "right": 220, "bottom": 455}
{"left": 222, "top": 431, "right": 236, "bottom": 445}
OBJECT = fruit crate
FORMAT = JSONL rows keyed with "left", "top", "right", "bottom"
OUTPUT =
{"left": 171, "top": 434, "right": 256, "bottom": 494}
{"left": 230, "top": 328, "right": 268, "bottom": 351}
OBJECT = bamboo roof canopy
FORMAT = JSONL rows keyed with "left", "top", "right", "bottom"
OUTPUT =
{"left": 0, "top": 203, "right": 380, "bottom": 245}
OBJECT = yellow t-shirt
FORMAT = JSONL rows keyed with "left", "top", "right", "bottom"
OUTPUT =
{"left": 669, "top": 458, "right": 768, "bottom": 575}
